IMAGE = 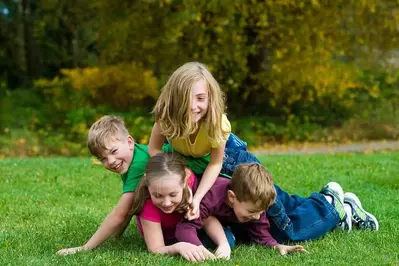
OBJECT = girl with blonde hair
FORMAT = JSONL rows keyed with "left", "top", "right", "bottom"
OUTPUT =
{"left": 149, "top": 62, "right": 254, "bottom": 219}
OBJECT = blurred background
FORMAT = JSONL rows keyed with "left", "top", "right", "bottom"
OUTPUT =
{"left": 0, "top": 0, "right": 398, "bottom": 157}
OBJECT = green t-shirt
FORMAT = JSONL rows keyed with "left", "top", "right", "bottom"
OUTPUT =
{"left": 120, "top": 143, "right": 229, "bottom": 193}
{"left": 121, "top": 143, "right": 150, "bottom": 193}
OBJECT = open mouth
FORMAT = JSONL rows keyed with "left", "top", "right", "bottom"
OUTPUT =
{"left": 112, "top": 161, "right": 123, "bottom": 171}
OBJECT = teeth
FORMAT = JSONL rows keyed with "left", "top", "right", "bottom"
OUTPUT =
{"left": 113, "top": 162, "right": 122, "bottom": 169}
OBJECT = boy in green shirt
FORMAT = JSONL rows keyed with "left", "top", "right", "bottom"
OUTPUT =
{"left": 56, "top": 115, "right": 208, "bottom": 255}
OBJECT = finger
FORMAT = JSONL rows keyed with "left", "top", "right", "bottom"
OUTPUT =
{"left": 58, "top": 249, "right": 73, "bottom": 255}
{"left": 215, "top": 250, "right": 222, "bottom": 258}
{"left": 216, "top": 252, "right": 229, "bottom": 259}
{"left": 56, "top": 250, "right": 65, "bottom": 255}
{"left": 181, "top": 253, "right": 191, "bottom": 261}
{"left": 187, "top": 188, "right": 193, "bottom": 203}
{"left": 203, "top": 248, "right": 216, "bottom": 259}
{"left": 187, "top": 252, "right": 198, "bottom": 262}
{"left": 192, "top": 250, "right": 205, "bottom": 261}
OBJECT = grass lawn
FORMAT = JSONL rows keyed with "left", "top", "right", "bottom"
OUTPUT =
{"left": 1, "top": 154, "right": 398, "bottom": 265}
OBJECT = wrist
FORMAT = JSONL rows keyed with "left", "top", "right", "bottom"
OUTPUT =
{"left": 218, "top": 241, "right": 230, "bottom": 248}
{"left": 192, "top": 195, "right": 203, "bottom": 204}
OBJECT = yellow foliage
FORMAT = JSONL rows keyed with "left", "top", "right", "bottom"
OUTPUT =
{"left": 61, "top": 63, "right": 159, "bottom": 109}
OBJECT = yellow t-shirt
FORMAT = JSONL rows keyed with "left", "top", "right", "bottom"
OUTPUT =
{"left": 168, "top": 114, "right": 231, "bottom": 158}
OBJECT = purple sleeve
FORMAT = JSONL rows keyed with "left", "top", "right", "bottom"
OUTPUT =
{"left": 248, "top": 214, "right": 278, "bottom": 247}
{"left": 175, "top": 199, "right": 212, "bottom": 246}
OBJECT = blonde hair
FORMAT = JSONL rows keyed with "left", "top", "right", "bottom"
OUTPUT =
{"left": 230, "top": 163, "right": 276, "bottom": 210}
{"left": 131, "top": 152, "right": 193, "bottom": 215}
{"left": 87, "top": 115, "right": 129, "bottom": 158}
{"left": 152, "top": 62, "right": 227, "bottom": 144}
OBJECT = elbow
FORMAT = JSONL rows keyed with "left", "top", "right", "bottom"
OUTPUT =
{"left": 148, "top": 245, "right": 168, "bottom": 255}
{"left": 112, "top": 210, "right": 131, "bottom": 225}
{"left": 148, "top": 147, "right": 158, "bottom": 157}
{"left": 148, "top": 247, "right": 158, "bottom": 254}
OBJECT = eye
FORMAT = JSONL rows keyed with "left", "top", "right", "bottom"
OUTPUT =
{"left": 111, "top": 149, "right": 117, "bottom": 154}
{"left": 170, "top": 193, "right": 177, "bottom": 197}
{"left": 152, "top": 193, "right": 162, "bottom": 199}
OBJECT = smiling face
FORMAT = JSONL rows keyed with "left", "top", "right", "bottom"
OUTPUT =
{"left": 227, "top": 190, "right": 265, "bottom": 223}
{"left": 148, "top": 173, "right": 185, "bottom": 213}
{"left": 190, "top": 79, "right": 209, "bottom": 123}
{"left": 99, "top": 135, "right": 134, "bottom": 175}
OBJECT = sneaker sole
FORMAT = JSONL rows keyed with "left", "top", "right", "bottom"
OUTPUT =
{"left": 344, "top": 192, "right": 379, "bottom": 231}
{"left": 321, "top": 182, "right": 351, "bottom": 232}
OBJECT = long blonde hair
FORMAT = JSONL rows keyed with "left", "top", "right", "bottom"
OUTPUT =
{"left": 152, "top": 62, "right": 227, "bottom": 144}
{"left": 131, "top": 152, "right": 193, "bottom": 215}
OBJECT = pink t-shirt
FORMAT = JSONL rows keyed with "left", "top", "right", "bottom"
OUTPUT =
{"left": 136, "top": 171, "right": 197, "bottom": 243}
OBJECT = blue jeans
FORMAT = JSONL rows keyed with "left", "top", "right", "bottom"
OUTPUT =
{"left": 220, "top": 140, "right": 340, "bottom": 242}
{"left": 267, "top": 185, "right": 340, "bottom": 242}
{"left": 221, "top": 133, "right": 259, "bottom": 176}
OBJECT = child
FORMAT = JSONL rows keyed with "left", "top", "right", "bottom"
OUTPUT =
{"left": 175, "top": 163, "right": 305, "bottom": 256}
{"left": 175, "top": 163, "right": 378, "bottom": 254}
{"left": 214, "top": 148, "right": 379, "bottom": 241}
{"left": 56, "top": 116, "right": 208, "bottom": 255}
{"left": 149, "top": 62, "right": 250, "bottom": 219}
{"left": 130, "top": 152, "right": 235, "bottom": 261}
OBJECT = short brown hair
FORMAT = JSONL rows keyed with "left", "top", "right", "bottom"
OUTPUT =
{"left": 87, "top": 115, "right": 130, "bottom": 158}
{"left": 230, "top": 163, "right": 276, "bottom": 210}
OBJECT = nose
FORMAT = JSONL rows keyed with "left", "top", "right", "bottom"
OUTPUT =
{"left": 108, "top": 155, "right": 117, "bottom": 165}
{"left": 191, "top": 99, "right": 198, "bottom": 110}
{"left": 162, "top": 197, "right": 171, "bottom": 207}
{"left": 253, "top": 213, "right": 261, "bottom": 220}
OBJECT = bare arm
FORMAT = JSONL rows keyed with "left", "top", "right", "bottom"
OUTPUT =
{"left": 112, "top": 211, "right": 134, "bottom": 238}
{"left": 141, "top": 217, "right": 215, "bottom": 262}
{"left": 203, "top": 216, "right": 229, "bottom": 247}
{"left": 57, "top": 192, "right": 134, "bottom": 255}
{"left": 188, "top": 145, "right": 224, "bottom": 219}
{"left": 148, "top": 122, "right": 166, "bottom": 157}
{"left": 203, "top": 216, "right": 231, "bottom": 259}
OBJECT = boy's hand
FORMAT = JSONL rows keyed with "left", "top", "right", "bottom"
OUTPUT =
{"left": 215, "top": 243, "right": 231, "bottom": 260}
{"left": 185, "top": 198, "right": 200, "bottom": 220}
{"left": 274, "top": 244, "right": 306, "bottom": 255}
{"left": 56, "top": 246, "right": 87, "bottom": 255}
{"left": 177, "top": 243, "right": 215, "bottom": 262}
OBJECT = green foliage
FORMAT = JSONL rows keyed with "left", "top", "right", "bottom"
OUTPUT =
{"left": 95, "top": 0, "right": 399, "bottom": 120}
{"left": 0, "top": 62, "right": 158, "bottom": 156}
{"left": 2, "top": 1, "right": 399, "bottom": 156}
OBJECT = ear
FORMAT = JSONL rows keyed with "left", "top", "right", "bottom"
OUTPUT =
{"left": 227, "top": 189, "right": 236, "bottom": 204}
{"left": 127, "top": 135, "right": 135, "bottom": 150}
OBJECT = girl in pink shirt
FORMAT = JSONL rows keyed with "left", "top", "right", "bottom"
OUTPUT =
{"left": 131, "top": 152, "right": 232, "bottom": 261}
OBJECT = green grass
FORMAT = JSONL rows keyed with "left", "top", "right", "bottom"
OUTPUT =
{"left": 1, "top": 154, "right": 398, "bottom": 265}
